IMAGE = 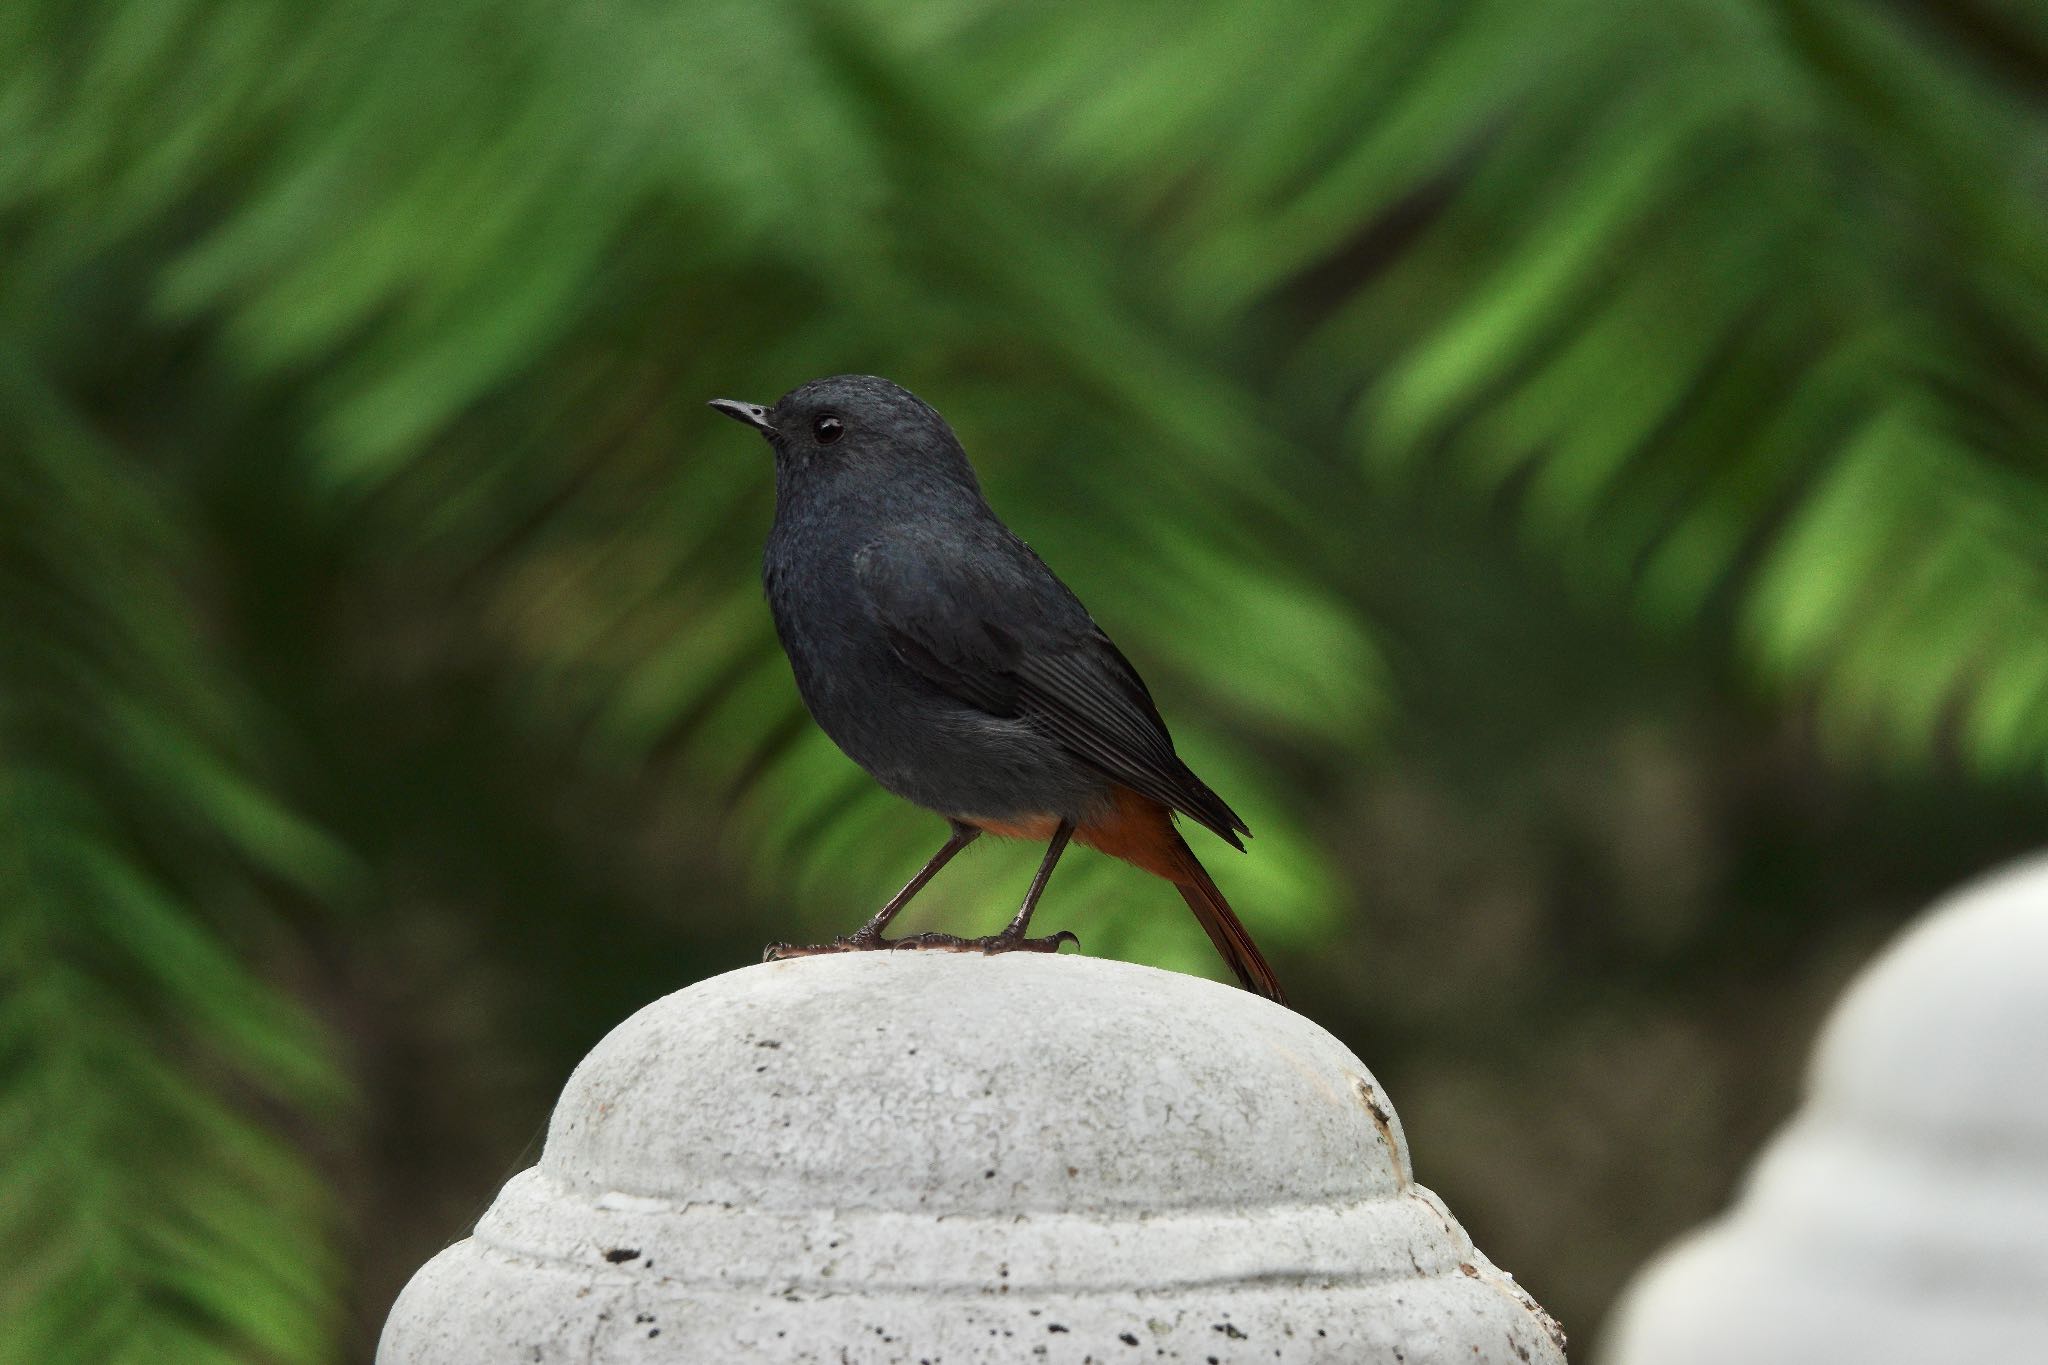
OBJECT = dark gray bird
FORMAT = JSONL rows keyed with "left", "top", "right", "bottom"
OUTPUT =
{"left": 709, "top": 375, "right": 1284, "bottom": 1002}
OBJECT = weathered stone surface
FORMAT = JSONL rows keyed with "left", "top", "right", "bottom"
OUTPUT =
{"left": 380, "top": 951, "right": 1566, "bottom": 1363}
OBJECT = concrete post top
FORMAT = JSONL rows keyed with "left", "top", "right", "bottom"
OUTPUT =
{"left": 1601, "top": 853, "right": 2048, "bottom": 1364}
{"left": 1808, "top": 851, "right": 2048, "bottom": 1147}
{"left": 382, "top": 951, "right": 1566, "bottom": 1364}
{"left": 546, "top": 952, "right": 1395, "bottom": 1218}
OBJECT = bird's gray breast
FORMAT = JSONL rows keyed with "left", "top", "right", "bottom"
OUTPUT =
{"left": 762, "top": 517, "right": 1106, "bottom": 824}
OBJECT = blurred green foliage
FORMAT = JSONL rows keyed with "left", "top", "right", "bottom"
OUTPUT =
{"left": 3, "top": 0, "right": 2045, "bottom": 1359}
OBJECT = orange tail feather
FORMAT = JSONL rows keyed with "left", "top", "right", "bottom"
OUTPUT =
{"left": 1171, "top": 845, "right": 1287, "bottom": 1005}
{"left": 1073, "top": 787, "right": 1288, "bottom": 1004}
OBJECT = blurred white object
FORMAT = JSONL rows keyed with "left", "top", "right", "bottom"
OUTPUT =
{"left": 379, "top": 951, "right": 1565, "bottom": 1363}
{"left": 1603, "top": 853, "right": 2048, "bottom": 1363}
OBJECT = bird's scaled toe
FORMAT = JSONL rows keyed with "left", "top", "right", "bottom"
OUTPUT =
{"left": 980, "top": 928, "right": 1079, "bottom": 956}
{"left": 763, "top": 929, "right": 1079, "bottom": 961}
{"left": 881, "top": 931, "right": 974, "bottom": 951}
{"left": 882, "top": 930, "right": 1080, "bottom": 955}
{"left": 762, "top": 934, "right": 876, "bottom": 962}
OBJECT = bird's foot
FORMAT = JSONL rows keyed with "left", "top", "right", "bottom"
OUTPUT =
{"left": 894, "top": 929, "right": 1079, "bottom": 956}
{"left": 761, "top": 933, "right": 888, "bottom": 962}
{"left": 761, "top": 930, "right": 1079, "bottom": 962}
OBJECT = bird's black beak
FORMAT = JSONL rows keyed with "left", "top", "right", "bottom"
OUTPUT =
{"left": 708, "top": 398, "right": 776, "bottom": 435}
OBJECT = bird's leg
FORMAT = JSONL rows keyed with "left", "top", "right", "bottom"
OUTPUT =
{"left": 854, "top": 823, "right": 980, "bottom": 943}
{"left": 977, "top": 820, "right": 1078, "bottom": 955}
{"left": 763, "top": 823, "right": 979, "bottom": 961}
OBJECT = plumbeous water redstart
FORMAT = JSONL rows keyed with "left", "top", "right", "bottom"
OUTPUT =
{"left": 710, "top": 375, "right": 1284, "bottom": 1003}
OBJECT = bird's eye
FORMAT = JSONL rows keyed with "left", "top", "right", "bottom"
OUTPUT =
{"left": 813, "top": 415, "right": 844, "bottom": 445}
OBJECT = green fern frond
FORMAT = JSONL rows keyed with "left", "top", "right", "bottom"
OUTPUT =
{"left": 1292, "top": 0, "right": 2048, "bottom": 775}
{"left": 0, "top": 376, "right": 347, "bottom": 1363}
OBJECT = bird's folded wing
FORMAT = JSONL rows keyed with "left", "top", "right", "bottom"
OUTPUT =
{"left": 855, "top": 531, "right": 1248, "bottom": 846}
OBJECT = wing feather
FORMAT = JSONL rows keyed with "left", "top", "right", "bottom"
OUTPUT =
{"left": 858, "top": 531, "right": 1248, "bottom": 847}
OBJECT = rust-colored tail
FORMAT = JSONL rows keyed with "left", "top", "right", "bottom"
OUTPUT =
{"left": 1065, "top": 785, "right": 1288, "bottom": 1004}
{"left": 1170, "top": 840, "right": 1287, "bottom": 1004}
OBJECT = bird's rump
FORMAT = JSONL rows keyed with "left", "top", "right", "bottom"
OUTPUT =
{"left": 854, "top": 527, "right": 1249, "bottom": 848}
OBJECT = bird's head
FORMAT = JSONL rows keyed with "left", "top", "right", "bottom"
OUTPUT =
{"left": 709, "top": 375, "right": 981, "bottom": 497}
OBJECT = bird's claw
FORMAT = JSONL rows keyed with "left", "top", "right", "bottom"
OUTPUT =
{"left": 761, "top": 933, "right": 880, "bottom": 962}
{"left": 983, "top": 928, "right": 1079, "bottom": 956}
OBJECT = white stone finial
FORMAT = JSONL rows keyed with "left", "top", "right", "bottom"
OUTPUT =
{"left": 379, "top": 951, "right": 1566, "bottom": 1363}
{"left": 1601, "top": 852, "right": 2048, "bottom": 1363}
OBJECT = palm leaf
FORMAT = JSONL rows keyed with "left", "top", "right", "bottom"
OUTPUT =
{"left": 0, "top": 371, "right": 349, "bottom": 1363}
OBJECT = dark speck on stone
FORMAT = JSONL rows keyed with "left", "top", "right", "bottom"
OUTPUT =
{"left": 1047, "top": 1324, "right": 1068, "bottom": 1333}
{"left": 1119, "top": 1332, "right": 1139, "bottom": 1346}
{"left": 603, "top": 1248, "right": 640, "bottom": 1264}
